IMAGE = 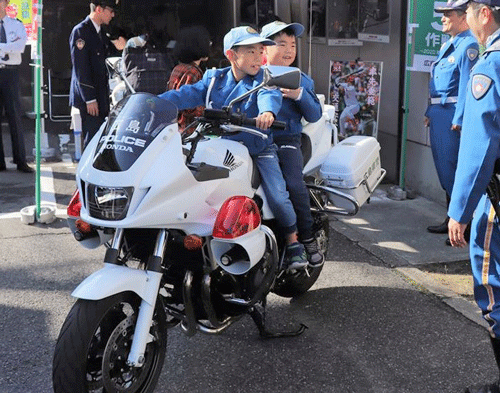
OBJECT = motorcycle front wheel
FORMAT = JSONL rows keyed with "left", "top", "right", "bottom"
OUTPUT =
{"left": 52, "top": 291, "right": 167, "bottom": 393}
{"left": 272, "top": 213, "right": 329, "bottom": 297}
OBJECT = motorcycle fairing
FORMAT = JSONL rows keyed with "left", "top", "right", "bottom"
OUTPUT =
{"left": 76, "top": 109, "right": 255, "bottom": 235}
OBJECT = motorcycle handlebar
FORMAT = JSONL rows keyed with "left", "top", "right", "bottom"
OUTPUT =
{"left": 202, "top": 109, "right": 285, "bottom": 130}
{"left": 239, "top": 116, "right": 286, "bottom": 131}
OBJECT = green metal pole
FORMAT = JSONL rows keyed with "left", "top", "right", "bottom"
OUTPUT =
{"left": 399, "top": 0, "right": 416, "bottom": 190}
{"left": 34, "top": 0, "right": 42, "bottom": 219}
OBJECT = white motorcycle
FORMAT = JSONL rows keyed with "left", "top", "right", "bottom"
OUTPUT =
{"left": 52, "top": 66, "right": 384, "bottom": 393}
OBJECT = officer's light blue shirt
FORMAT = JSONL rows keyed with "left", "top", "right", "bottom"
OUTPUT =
{"left": 426, "top": 30, "right": 479, "bottom": 126}
{"left": 158, "top": 67, "right": 282, "bottom": 155}
{"left": 448, "top": 32, "right": 500, "bottom": 223}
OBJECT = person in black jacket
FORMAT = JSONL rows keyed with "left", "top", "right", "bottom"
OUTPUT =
{"left": 69, "top": 0, "right": 126, "bottom": 147}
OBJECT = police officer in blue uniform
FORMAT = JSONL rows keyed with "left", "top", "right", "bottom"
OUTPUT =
{"left": 0, "top": 0, "right": 32, "bottom": 173}
{"left": 69, "top": 0, "right": 125, "bottom": 148}
{"left": 425, "top": 0, "right": 479, "bottom": 239}
{"left": 448, "top": 1, "right": 500, "bottom": 391}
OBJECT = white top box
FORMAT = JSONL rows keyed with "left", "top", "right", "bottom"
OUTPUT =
{"left": 320, "top": 136, "right": 382, "bottom": 190}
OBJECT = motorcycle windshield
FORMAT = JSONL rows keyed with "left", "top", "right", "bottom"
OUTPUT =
{"left": 92, "top": 93, "right": 178, "bottom": 172}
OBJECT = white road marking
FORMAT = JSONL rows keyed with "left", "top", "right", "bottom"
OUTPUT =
{"left": 0, "top": 165, "right": 68, "bottom": 220}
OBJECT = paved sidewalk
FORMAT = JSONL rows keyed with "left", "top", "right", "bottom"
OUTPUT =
{"left": 331, "top": 183, "right": 487, "bottom": 330}
{"left": 330, "top": 183, "right": 469, "bottom": 267}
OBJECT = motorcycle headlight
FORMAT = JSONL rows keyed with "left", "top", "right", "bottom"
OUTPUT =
{"left": 87, "top": 184, "right": 133, "bottom": 220}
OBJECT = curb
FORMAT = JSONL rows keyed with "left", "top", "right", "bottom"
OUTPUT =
{"left": 395, "top": 267, "right": 488, "bottom": 329}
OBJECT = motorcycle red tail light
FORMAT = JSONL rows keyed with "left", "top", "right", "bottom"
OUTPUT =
{"left": 67, "top": 189, "right": 82, "bottom": 218}
{"left": 212, "top": 196, "right": 261, "bottom": 239}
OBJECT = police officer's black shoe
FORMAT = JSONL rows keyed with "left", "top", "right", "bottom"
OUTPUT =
{"left": 427, "top": 217, "right": 449, "bottom": 233}
{"left": 17, "top": 163, "right": 34, "bottom": 173}
{"left": 464, "top": 380, "right": 500, "bottom": 393}
{"left": 0, "top": 162, "right": 6, "bottom": 171}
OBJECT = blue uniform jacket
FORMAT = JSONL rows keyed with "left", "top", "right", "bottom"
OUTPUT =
{"left": 448, "top": 34, "right": 500, "bottom": 223}
{"left": 426, "top": 30, "right": 479, "bottom": 126}
{"left": 69, "top": 16, "right": 112, "bottom": 116}
{"left": 273, "top": 71, "right": 322, "bottom": 142}
{"left": 158, "top": 67, "right": 282, "bottom": 155}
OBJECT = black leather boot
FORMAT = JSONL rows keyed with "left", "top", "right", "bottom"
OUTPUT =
{"left": 427, "top": 216, "right": 449, "bottom": 233}
{"left": 465, "top": 337, "right": 500, "bottom": 392}
{"left": 428, "top": 194, "right": 451, "bottom": 234}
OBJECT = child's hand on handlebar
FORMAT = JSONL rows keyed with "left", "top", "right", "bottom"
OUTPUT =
{"left": 255, "top": 111, "right": 275, "bottom": 130}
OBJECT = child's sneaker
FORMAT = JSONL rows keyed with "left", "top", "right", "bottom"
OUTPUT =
{"left": 283, "top": 242, "right": 308, "bottom": 271}
{"left": 302, "top": 238, "right": 325, "bottom": 267}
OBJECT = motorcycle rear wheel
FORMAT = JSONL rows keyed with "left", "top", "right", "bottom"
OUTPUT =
{"left": 52, "top": 291, "right": 167, "bottom": 393}
{"left": 272, "top": 213, "right": 329, "bottom": 297}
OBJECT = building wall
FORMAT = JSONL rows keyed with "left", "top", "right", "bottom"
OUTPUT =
{"left": 282, "top": 0, "right": 444, "bottom": 204}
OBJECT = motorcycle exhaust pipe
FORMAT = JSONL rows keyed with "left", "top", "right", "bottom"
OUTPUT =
{"left": 181, "top": 270, "right": 197, "bottom": 337}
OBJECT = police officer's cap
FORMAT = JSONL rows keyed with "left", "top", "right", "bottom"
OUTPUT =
{"left": 90, "top": 0, "right": 119, "bottom": 10}
{"left": 434, "top": 0, "right": 468, "bottom": 12}
{"left": 452, "top": 0, "right": 500, "bottom": 9}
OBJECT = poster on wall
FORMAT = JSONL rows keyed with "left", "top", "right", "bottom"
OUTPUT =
{"left": 326, "top": 0, "right": 362, "bottom": 46}
{"left": 328, "top": 60, "right": 383, "bottom": 139}
{"left": 358, "top": 0, "right": 390, "bottom": 43}
{"left": 6, "top": 0, "right": 38, "bottom": 44}
{"left": 410, "top": 0, "right": 449, "bottom": 72}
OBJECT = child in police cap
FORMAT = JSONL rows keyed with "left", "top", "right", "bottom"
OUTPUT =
{"left": 261, "top": 20, "right": 324, "bottom": 267}
{"left": 159, "top": 26, "right": 309, "bottom": 270}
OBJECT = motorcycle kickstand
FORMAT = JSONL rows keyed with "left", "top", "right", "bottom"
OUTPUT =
{"left": 248, "top": 299, "right": 307, "bottom": 339}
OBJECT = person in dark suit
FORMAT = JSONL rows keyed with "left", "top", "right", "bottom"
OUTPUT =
{"left": 69, "top": 0, "right": 126, "bottom": 148}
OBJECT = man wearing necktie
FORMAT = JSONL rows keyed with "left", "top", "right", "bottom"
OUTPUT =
{"left": 69, "top": 0, "right": 126, "bottom": 149}
{"left": 0, "top": 0, "right": 32, "bottom": 173}
{"left": 424, "top": 0, "right": 479, "bottom": 242}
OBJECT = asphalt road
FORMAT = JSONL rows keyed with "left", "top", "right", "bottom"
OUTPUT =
{"left": 0, "top": 161, "right": 498, "bottom": 393}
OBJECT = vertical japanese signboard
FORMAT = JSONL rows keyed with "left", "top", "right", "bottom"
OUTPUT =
{"left": 6, "top": 0, "right": 37, "bottom": 44}
{"left": 411, "top": 0, "right": 449, "bottom": 72}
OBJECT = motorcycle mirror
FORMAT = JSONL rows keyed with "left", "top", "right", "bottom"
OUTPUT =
{"left": 263, "top": 66, "right": 301, "bottom": 90}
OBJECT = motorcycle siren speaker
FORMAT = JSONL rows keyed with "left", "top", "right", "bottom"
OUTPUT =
{"left": 211, "top": 196, "right": 266, "bottom": 275}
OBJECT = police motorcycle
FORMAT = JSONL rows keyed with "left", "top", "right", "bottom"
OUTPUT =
{"left": 52, "top": 66, "right": 384, "bottom": 393}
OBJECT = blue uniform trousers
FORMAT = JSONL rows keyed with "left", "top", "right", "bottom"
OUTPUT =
{"left": 276, "top": 138, "right": 313, "bottom": 240}
{"left": 427, "top": 103, "right": 460, "bottom": 196}
{"left": 254, "top": 143, "right": 297, "bottom": 236}
{"left": 471, "top": 194, "right": 500, "bottom": 337}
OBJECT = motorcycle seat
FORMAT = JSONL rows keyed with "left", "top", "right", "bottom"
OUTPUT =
{"left": 301, "top": 133, "right": 312, "bottom": 168}
{"left": 188, "top": 162, "right": 230, "bottom": 182}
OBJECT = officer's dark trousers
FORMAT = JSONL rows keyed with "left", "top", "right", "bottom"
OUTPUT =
{"left": 81, "top": 110, "right": 106, "bottom": 149}
{"left": 470, "top": 194, "right": 500, "bottom": 337}
{"left": 276, "top": 138, "right": 314, "bottom": 241}
{"left": 0, "top": 67, "right": 27, "bottom": 166}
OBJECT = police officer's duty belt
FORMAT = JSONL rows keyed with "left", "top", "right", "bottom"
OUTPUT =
{"left": 429, "top": 96, "right": 458, "bottom": 105}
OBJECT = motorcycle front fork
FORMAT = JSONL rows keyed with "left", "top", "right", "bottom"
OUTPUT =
{"left": 110, "top": 228, "right": 167, "bottom": 368}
